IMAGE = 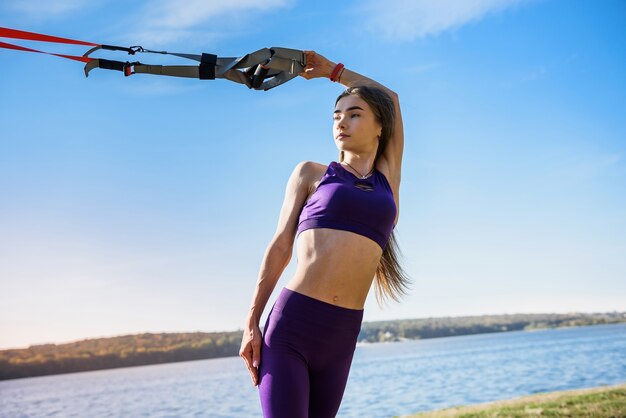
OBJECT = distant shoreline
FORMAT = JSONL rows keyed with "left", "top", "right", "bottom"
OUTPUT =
{"left": 2, "top": 312, "right": 625, "bottom": 381}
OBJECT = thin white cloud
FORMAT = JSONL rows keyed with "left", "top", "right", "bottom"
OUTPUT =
{"left": 124, "top": 29, "right": 223, "bottom": 49}
{"left": 132, "top": 0, "right": 291, "bottom": 45}
{"left": 362, "top": 0, "right": 537, "bottom": 41}
{"left": 403, "top": 62, "right": 442, "bottom": 74}
{"left": 548, "top": 152, "right": 622, "bottom": 181}
{"left": 3, "top": 0, "right": 92, "bottom": 17}
{"left": 125, "top": 79, "right": 205, "bottom": 96}
{"left": 144, "top": 0, "right": 290, "bottom": 29}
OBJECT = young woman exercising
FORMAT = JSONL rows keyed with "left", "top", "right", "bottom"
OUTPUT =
{"left": 239, "top": 50, "right": 408, "bottom": 417}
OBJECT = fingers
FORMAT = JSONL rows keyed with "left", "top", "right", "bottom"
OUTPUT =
{"left": 250, "top": 338, "right": 261, "bottom": 386}
{"left": 298, "top": 66, "right": 314, "bottom": 79}
{"left": 298, "top": 50, "right": 333, "bottom": 81}
{"left": 240, "top": 349, "right": 259, "bottom": 386}
{"left": 239, "top": 333, "right": 262, "bottom": 386}
{"left": 248, "top": 361, "right": 259, "bottom": 386}
{"left": 252, "top": 351, "right": 261, "bottom": 374}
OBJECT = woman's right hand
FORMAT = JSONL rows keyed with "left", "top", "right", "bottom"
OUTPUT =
{"left": 239, "top": 322, "right": 263, "bottom": 386}
{"left": 299, "top": 50, "right": 336, "bottom": 80}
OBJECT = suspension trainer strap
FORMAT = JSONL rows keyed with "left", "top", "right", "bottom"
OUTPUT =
{"left": 0, "top": 27, "right": 98, "bottom": 46}
{"left": 0, "top": 41, "right": 92, "bottom": 63}
{"left": 1, "top": 26, "right": 307, "bottom": 90}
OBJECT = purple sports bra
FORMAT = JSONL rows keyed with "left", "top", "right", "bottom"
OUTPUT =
{"left": 296, "top": 161, "right": 397, "bottom": 250}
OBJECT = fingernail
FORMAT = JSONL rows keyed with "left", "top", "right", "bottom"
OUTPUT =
{"left": 253, "top": 360, "right": 258, "bottom": 368}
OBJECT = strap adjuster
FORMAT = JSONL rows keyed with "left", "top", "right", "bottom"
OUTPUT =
{"left": 123, "top": 61, "right": 140, "bottom": 76}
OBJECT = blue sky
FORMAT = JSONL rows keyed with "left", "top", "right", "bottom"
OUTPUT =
{"left": 1, "top": 0, "right": 625, "bottom": 349}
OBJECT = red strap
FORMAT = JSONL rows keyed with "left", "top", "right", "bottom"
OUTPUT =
{"left": 0, "top": 27, "right": 98, "bottom": 46}
{"left": 0, "top": 41, "right": 93, "bottom": 63}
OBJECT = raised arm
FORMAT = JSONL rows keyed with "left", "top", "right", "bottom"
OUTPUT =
{"left": 300, "top": 51, "right": 404, "bottom": 222}
{"left": 339, "top": 68, "right": 403, "bottom": 186}
{"left": 239, "top": 161, "right": 318, "bottom": 386}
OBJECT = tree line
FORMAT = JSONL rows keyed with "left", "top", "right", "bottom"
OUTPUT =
{"left": 1, "top": 311, "right": 624, "bottom": 380}
{"left": 0, "top": 331, "right": 242, "bottom": 380}
{"left": 358, "top": 311, "right": 626, "bottom": 343}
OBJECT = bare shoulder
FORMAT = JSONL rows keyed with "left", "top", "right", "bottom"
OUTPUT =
{"left": 294, "top": 160, "right": 327, "bottom": 175}
{"left": 292, "top": 161, "right": 327, "bottom": 191}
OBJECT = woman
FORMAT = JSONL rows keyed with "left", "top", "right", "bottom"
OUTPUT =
{"left": 239, "top": 50, "right": 408, "bottom": 417}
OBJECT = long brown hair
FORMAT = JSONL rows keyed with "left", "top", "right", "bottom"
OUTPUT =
{"left": 335, "top": 85, "right": 410, "bottom": 304}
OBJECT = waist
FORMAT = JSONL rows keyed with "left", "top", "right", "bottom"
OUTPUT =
{"left": 288, "top": 229, "right": 381, "bottom": 308}
{"left": 274, "top": 288, "right": 364, "bottom": 322}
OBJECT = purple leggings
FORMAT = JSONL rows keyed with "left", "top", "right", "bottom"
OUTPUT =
{"left": 258, "top": 288, "right": 363, "bottom": 418}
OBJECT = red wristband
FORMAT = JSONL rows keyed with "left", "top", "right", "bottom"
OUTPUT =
{"left": 330, "top": 63, "right": 345, "bottom": 82}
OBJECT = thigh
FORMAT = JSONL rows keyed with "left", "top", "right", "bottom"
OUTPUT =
{"left": 308, "top": 350, "right": 356, "bottom": 418}
{"left": 258, "top": 311, "right": 310, "bottom": 418}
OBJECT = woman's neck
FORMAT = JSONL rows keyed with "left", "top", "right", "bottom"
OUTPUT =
{"left": 341, "top": 152, "right": 376, "bottom": 178}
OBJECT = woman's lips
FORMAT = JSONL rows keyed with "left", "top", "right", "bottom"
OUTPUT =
{"left": 337, "top": 134, "right": 350, "bottom": 139}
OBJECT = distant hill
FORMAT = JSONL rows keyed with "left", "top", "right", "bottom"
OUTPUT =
{"left": 1, "top": 311, "right": 624, "bottom": 380}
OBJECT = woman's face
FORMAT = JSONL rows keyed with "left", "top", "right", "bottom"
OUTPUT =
{"left": 333, "top": 94, "right": 382, "bottom": 155}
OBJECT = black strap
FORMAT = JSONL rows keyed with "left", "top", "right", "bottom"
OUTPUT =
{"left": 95, "top": 58, "right": 127, "bottom": 72}
{"left": 199, "top": 53, "right": 217, "bottom": 80}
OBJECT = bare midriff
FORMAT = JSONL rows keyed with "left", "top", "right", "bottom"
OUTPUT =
{"left": 285, "top": 228, "right": 382, "bottom": 310}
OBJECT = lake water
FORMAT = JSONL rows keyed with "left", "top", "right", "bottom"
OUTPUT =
{"left": 1, "top": 323, "right": 625, "bottom": 417}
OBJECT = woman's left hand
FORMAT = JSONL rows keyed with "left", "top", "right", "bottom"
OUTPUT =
{"left": 299, "top": 50, "right": 336, "bottom": 80}
{"left": 239, "top": 322, "right": 263, "bottom": 386}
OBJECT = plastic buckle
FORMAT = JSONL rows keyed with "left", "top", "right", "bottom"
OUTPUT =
{"left": 123, "top": 61, "right": 140, "bottom": 76}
